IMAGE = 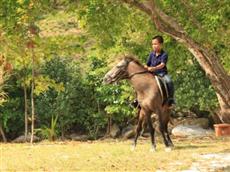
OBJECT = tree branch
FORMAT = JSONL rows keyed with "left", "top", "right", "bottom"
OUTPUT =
{"left": 121, "top": 0, "right": 152, "bottom": 15}
{"left": 179, "top": 0, "right": 204, "bottom": 32}
{"left": 121, "top": 0, "right": 185, "bottom": 40}
{"left": 148, "top": 0, "right": 185, "bottom": 33}
{"left": 120, "top": 0, "right": 230, "bottom": 108}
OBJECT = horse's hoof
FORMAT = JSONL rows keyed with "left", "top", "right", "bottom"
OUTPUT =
{"left": 170, "top": 144, "right": 174, "bottom": 148}
{"left": 150, "top": 147, "right": 156, "bottom": 152}
{"left": 165, "top": 147, "right": 172, "bottom": 152}
{"left": 130, "top": 145, "right": 136, "bottom": 151}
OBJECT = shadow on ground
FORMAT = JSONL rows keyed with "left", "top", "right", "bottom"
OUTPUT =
{"left": 175, "top": 145, "right": 209, "bottom": 150}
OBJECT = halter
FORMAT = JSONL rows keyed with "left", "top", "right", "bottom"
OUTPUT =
{"left": 128, "top": 70, "right": 149, "bottom": 79}
{"left": 123, "top": 58, "right": 149, "bottom": 79}
{"left": 105, "top": 58, "right": 149, "bottom": 82}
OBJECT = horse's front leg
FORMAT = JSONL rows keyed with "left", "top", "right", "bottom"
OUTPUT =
{"left": 165, "top": 126, "right": 174, "bottom": 148}
{"left": 157, "top": 110, "right": 172, "bottom": 151}
{"left": 131, "top": 108, "right": 144, "bottom": 151}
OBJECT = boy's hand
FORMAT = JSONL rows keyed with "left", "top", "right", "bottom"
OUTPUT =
{"left": 148, "top": 67, "right": 155, "bottom": 72}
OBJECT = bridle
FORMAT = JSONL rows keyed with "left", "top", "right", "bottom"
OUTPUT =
{"left": 104, "top": 58, "right": 150, "bottom": 84}
{"left": 125, "top": 59, "right": 149, "bottom": 79}
{"left": 117, "top": 58, "right": 149, "bottom": 79}
{"left": 128, "top": 70, "right": 149, "bottom": 79}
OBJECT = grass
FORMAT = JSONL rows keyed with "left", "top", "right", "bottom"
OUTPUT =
{"left": 1, "top": 136, "right": 230, "bottom": 172}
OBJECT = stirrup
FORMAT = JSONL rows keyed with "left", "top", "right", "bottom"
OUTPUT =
{"left": 167, "top": 98, "right": 176, "bottom": 106}
{"left": 131, "top": 99, "right": 139, "bottom": 108}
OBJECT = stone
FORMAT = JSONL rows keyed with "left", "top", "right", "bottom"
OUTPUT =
{"left": 121, "top": 125, "right": 135, "bottom": 139}
{"left": 110, "top": 124, "right": 120, "bottom": 138}
{"left": 121, "top": 124, "right": 134, "bottom": 135}
{"left": 69, "top": 134, "right": 88, "bottom": 141}
{"left": 172, "top": 125, "right": 214, "bottom": 138}
{"left": 181, "top": 118, "right": 210, "bottom": 129}
{"left": 13, "top": 134, "right": 40, "bottom": 143}
{"left": 123, "top": 129, "right": 135, "bottom": 139}
{"left": 171, "top": 117, "right": 210, "bottom": 129}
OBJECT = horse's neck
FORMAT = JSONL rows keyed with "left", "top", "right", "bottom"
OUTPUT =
{"left": 128, "top": 62, "right": 154, "bottom": 92}
{"left": 127, "top": 61, "right": 145, "bottom": 75}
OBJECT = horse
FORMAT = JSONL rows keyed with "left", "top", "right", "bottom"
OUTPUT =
{"left": 103, "top": 55, "right": 174, "bottom": 151}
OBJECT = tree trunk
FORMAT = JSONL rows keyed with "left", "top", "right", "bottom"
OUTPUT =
{"left": 23, "top": 57, "right": 29, "bottom": 140}
{"left": 121, "top": 0, "right": 230, "bottom": 123}
{"left": 216, "top": 94, "right": 230, "bottom": 123}
{"left": 0, "top": 123, "right": 7, "bottom": 142}
{"left": 24, "top": 84, "right": 28, "bottom": 140}
{"left": 106, "top": 115, "right": 112, "bottom": 135}
{"left": 61, "top": 127, "right": 65, "bottom": 141}
{"left": 30, "top": 48, "right": 35, "bottom": 144}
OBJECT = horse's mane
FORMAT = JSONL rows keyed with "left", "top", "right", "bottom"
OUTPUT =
{"left": 123, "top": 55, "right": 144, "bottom": 67}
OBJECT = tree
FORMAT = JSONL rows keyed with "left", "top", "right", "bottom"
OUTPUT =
{"left": 114, "top": 0, "right": 230, "bottom": 123}
{"left": 0, "top": 54, "right": 10, "bottom": 142}
{"left": 0, "top": 0, "right": 65, "bottom": 142}
{"left": 72, "top": 0, "right": 229, "bottom": 122}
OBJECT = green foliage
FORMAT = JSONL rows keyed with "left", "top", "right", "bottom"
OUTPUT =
{"left": 0, "top": 1, "right": 227, "bottom": 140}
{"left": 85, "top": 56, "right": 135, "bottom": 125}
{"left": 0, "top": 0, "right": 49, "bottom": 35}
{"left": 35, "top": 114, "right": 59, "bottom": 141}
{"left": 0, "top": 97, "right": 24, "bottom": 139}
{"left": 74, "top": 0, "right": 220, "bottom": 112}
{"left": 36, "top": 56, "right": 107, "bottom": 137}
{"left": 156, "top": 0, "right": 230, "bottom": 73}
{"left": 36, "top": 57, "right": 78, "bottom": 132}
{"left": 175, "top": 60, "right": 218, "bottom": 110}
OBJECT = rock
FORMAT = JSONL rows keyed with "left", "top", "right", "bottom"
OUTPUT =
{"left": 186, "top": 153, "right": 230, "bottom": 172}
{"left": 121, "top": 125, "right": 135, "bottom": 139}
{"left": 110, "top": 124, "right": 120, "bottom": 138}
{"left": 123, "top": 130, "right": 135, "bottom": 139}
{"left": 172, "top": 125, "right": 214, "bottom": 138}
{"left": 121, "top": 124, "right": 134, "bottom": 135}
{"left": 171, "top": 117, "right": 210, "bottom": 129}
{"left": 13, "top": 134, "right": 40, "bottom": 143}
{"left": 174, "top": 110, "right": 197, "bottom": 118}
{"left": 69, "top": 134, "right": 88, "bottom": 141}
{"left": 181, "top": 118, "right": 210, "bottom": 129}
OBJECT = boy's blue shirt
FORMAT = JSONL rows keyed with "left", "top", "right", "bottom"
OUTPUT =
{"left": 147, "top": 50, "right": 168, "bottom": 76}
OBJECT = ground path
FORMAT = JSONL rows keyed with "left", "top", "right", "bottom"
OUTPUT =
{"left": 1, "top": 136, "right": 229, "bottom": 171}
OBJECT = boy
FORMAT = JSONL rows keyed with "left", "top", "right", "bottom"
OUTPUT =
{"left": 145, "top": 35, "right": 175, "bottom": 106}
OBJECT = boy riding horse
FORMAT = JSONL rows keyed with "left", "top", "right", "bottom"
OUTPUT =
{"left": 145, "top": 35, "right": 175, "bottom": 106}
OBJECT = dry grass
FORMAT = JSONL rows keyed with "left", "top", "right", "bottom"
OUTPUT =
{"left": 1, "top": 136, "right": 230, "bottom": 172}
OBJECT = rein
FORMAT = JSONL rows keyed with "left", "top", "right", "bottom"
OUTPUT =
{"left": 128, "top": 70, "right": 149, "bottom": 79}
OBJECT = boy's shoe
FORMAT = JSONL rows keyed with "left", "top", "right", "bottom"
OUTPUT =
{"left": 131, "top": 99, "right": 140, "bottom": 108}
{"left": 167, "top": 98, "right": 176, "bottom": 109}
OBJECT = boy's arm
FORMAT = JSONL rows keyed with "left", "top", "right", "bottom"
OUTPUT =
{"left": 147, "top": 53, "right": 167, "bottom": 72}
{"left": 144, "top": 54, "right": 152, "bottom": 69}
{"left": 147, "top": 63, "right": 165, "bottom": 72}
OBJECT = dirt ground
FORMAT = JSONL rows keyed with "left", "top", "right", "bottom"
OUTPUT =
{"left": 1, "top": 135, "right": 230, "bottom": 172}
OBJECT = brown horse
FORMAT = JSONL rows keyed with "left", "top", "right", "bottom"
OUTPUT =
{"left": 103, "top": 55, "right": 173, "bottom": 151}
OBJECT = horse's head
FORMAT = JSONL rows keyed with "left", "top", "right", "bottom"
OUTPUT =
{"left": 103, "top": 58, "right": 131, "bottom": 84}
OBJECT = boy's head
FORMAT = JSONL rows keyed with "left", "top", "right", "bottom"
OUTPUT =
{"left": 152, "top": 35, "right": 164, "bottom": 52}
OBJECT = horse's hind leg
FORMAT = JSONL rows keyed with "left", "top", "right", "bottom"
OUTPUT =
{"left": 162, "top": 108, "right": 174, "bottom": 147}
{"left": 146, "top": 113, "right": 156, "bottom": 152}
{"left": 157, "top": 110, "right": 170, "bottom": 148}
{"left": 132, "top": 108, "right": 144, "bottom": 150}
{"left": 165, "top": 122, "right": 174, "bottom": 147}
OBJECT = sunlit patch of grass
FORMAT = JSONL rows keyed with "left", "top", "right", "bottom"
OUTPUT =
{"left": 38, "top": 10, "right": 80, "bottom": 37}
{"left": 0, "top": 136, "right": 229, "bottom": 171}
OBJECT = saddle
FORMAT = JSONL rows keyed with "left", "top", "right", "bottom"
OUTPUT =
{"left": 155, "top": 75, "right": 171, "bottom": 105}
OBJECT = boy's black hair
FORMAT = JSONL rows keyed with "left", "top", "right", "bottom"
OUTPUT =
{"left": 152, "top": 35, "right": 164, "bottom": 44}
